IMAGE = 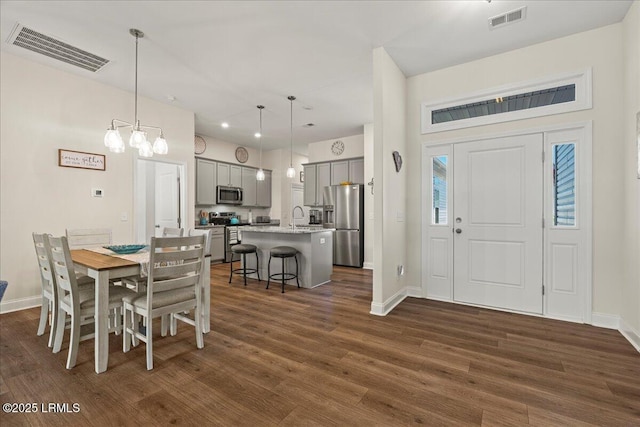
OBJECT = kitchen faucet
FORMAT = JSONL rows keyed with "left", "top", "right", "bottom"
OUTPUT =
{"left": 292, "top": 205, "right": 304, "bottom": 231}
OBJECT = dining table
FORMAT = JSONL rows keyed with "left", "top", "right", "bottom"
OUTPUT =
{"left": 70, "top": 248, "right": 211, "bottom": 374}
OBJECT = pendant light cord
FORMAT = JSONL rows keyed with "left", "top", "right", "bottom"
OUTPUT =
{"left": 133, "top": 32, "right": 139, "bottom": 129}
{"left": 290, "top": 98, "right": 293, "bottom": 167}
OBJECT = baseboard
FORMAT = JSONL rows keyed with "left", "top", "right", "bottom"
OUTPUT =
{"left": 0, "top": 295, "right": 42, "bottom": 314}
{"left": 591, "top": 312, "right": 620, "bottom": 329}
{"left": 405, "top": 286, "right": 422, "bottom": 298}
{"left": 362, "top": 262, "right": 374, "bottom": 270}
{"left": 370, "top": 288, "right": 407, "bottom": 316}
{"left": 619, "top": 318, "right": 640, "bottom": 353}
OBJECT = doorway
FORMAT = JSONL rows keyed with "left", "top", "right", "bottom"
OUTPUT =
{"left": 422, "top": 124, "right": 592, "bottom": 322}
{"left": 135, "top": 159, "right": 186, "bottom": 243}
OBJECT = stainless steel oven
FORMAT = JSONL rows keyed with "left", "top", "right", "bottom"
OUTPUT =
{"left": 216, "top": 185, "right": 243, "bottom": 205}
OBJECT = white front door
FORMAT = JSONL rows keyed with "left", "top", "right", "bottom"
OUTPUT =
{"left": 453, "top": 134, "right": 543, "bottom": 314}
{"left": 154, "top": 163, "right": 180, "bottom": 237}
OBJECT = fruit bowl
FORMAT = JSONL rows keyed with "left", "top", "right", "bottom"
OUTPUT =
{"left": 103, "top": 244, "right": 147, "bottom": 254}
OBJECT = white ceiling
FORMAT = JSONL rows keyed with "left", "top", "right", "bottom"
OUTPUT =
{"left": 0, "top": 1, "right": 632, "bottom": 155}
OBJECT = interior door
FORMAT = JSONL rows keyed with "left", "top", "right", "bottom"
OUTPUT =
{"left": 453, "top": 134, "right": 543, "bottom": 314}
{"left": 154, "top": 163, "right": 180, "bottom": 237}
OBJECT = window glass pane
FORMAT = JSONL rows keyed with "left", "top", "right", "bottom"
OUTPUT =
{"left": 553, "top": 143, "right": 575, "bottom": 226}
{"left": 432, "top": 156, "right": 447, "bottom": 225}
{"left": 432, "top": 84, "right": 576, "bottom": 124}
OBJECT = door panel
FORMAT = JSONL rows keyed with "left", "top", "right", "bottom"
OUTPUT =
{"left": 155, "top": 163, "right": 180, "bottom": 237}
{"left": 334, "top": 230, "right": 361, "bottom": 267}
{"left": 453, "top": 134, "right": 543, "bottom": 314}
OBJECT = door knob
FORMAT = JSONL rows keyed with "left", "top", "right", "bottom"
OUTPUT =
{"left": 155, "top": 225, "right": 160, "bottom": 228}
{"left": 455, "top": 228, "right": 462, "bottom": 234}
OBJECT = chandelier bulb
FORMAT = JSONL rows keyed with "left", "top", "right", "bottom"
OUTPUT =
{"left": 256, "top": 168, "right": 265, "bottom": 181}
{"left": 286, "top": 166, "right": 296, "bottom": 179}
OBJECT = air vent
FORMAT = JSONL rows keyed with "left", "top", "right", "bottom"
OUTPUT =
{"left": 488, "top": 6, "right": 527, "bottom": 30}
{"left": 6, "top": 24, "right": 109, "bottom": 72}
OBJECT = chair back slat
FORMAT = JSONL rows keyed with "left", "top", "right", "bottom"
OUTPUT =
{"left": 66, "top": 228, "right": 112, "bottom": 249}
{"left": 188, "top": 228, "right": 212, "bottom": 256}
{"left": 146, "top": 236, "right": 205, "bottom": 308}
{"left": 48, "top": 236, "right": 79, "bottom": 296}
{"left": 32, "top": 233, "right": 54, "bottom": 293}
{"left": 162, "top": 227, "right": 184, "bottom": 238}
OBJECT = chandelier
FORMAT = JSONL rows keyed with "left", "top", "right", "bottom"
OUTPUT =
{"left": 256, "top": 105, "right": 265, "bottom": 181}
{"left": 103, "top": 29, "right": 167, "bottom": 157}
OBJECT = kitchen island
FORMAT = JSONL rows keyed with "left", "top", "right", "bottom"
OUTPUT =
{"left": 239, "top": 227, "right": 333, "bottom": 288}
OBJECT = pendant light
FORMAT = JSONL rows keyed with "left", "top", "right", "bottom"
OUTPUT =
{"left": 103, "top": 29, "right": 167, "bottom": 157}
{"left": 286, "top": 96, "right": 296, "bottom": 179}
{"left": 256, "top": 105, "right": 265, "bottom": 181}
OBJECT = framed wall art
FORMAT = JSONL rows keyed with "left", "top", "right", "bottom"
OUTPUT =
{"left": 58, "top": 149, "right": 106, "bottom": 171}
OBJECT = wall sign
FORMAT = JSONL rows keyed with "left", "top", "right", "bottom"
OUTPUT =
{"left": 58, "top": 149, "right": 106, "bottom": 171}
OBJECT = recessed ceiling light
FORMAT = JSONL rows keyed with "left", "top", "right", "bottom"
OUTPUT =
{"left": 254, "top": 132, "right": 261, "bottom": 138}
{"left": 221, "top": 122, "right": 229, "bottom": 128}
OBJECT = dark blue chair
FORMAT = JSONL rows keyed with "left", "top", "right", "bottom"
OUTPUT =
{"left": 0, "top": 280, "right": 7, "bottom": 302}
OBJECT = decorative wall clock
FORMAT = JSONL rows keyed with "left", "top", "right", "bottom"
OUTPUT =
{"left": 194, "top": 135, "right": 206, "bottom": 154}
{"left": 235, "top": 146, "right": 249, "bottom": 163}
{"left": 331, "top": 140, "right": 344, "bottom": 156}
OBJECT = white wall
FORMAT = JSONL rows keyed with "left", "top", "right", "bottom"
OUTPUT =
{"left": 405, "top": 24, "right": 626, "bottom": 319}
{"left": 621, "top": 1, "right": 640, "bottom": 343}
{"left": 371, "top": 47, "right": 407, "bottom": 314}
{"left": 307, "top": 133, "right": 364, "bottom": 163}
{"left": 363, "top": 123, "right": 374, "bottom": 269}
{"left": 0, "top": 51, "right": 195, "bottom": 311}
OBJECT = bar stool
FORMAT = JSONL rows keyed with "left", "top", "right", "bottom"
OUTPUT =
{"left": 229, "top": 244, "right": 260, "bottom": 286}
{"left": 266, "top": 246, "right": 300, "bottom": 293}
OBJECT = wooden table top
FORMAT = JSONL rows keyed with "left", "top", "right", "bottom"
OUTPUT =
{"left": 71, "top": 249, "right": 139, "bottom": 270}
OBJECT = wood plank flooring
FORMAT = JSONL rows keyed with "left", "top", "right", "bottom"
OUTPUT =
{"left": 1, "top": 263, "right": 639, "bottom": 426}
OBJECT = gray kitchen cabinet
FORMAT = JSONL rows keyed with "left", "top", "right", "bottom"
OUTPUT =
{"left": 330, "top": 161, "right": 349, "bottom": 185}
{"left": 210, "top": 227, "right": 225, "bottom": 261}
{"left": 217, "top": 163, "right": 242, "bottom": 187}
{"left": 348, "top": 158, "right": 365, "bottom": 184}
{"left": 303, "top": 164, "right": 317, "bottom": 206}
{"left": 241, "top": 167, "right": 257, "bottom": 206}
{"left": 196, "top": 158, "right": 216, "bottom": 205}
{"left": 256, "top": 170, "right": 272, "bottom": 207}
{"left": 316, "top": 163, "right": 331, "bottom": 205}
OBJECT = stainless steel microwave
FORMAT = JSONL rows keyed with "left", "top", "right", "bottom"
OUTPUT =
{"left": 216, "top": 185, "right": 243, "bottom": 205}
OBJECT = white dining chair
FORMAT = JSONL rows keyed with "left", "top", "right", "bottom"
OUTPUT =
{"left": 162, "top": 227, "right": 184, "bottom": 237}
{"left": 122, "top": 235, "right": 205, "bottom": 370}
{"left": 48, "top": 235, "right": 136, "bottom": 369}
{"left": 32, "top": 232, "right": 60, "bottom": 348}
{"left": 65, "top": 228, "right": 112, "bottom": 249}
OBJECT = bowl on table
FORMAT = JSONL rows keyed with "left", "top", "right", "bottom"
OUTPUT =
{"left": 103, "top": 244, "right": 147, "bottom": 254}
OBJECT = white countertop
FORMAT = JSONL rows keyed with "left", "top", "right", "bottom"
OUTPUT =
{"left": 242, "top": 226, "right": 334, "bottom": 234}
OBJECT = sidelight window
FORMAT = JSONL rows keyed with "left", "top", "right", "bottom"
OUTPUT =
{"left": 432, "top": 156, "right": 448, "bottom": 225}
{"left": 552, "top": 143, "right": 576, "bottom": 226}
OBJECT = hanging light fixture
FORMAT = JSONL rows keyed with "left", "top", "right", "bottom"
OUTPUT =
{"left": 256, "top": 105, "right": 265, "bottom": 181}
{"left": 286, "top": 96, "right": 296, "bottom": 179}
{"left": 103, "top": 29, "right": 167, "bottom": 157}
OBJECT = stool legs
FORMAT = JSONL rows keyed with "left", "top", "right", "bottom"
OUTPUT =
{"left": 255, "top": 251, "right": 261, "bottom": 281}
{"left": 229, "top": 250, "right": 259, "bottom": 286}
{"left": 242, "top": 253, "right": 247, "bottom": 286}
{"left": 294, "top": 254, "right": 300, "bottom": 288}
{"left": 266, "top": 255, "right": 272, "bottom": 289}
{"left": 266, "top": 254, "right": 298, "bottom": 293}
{"left": 281, "top": 257, "right": 285, "bottom": 293}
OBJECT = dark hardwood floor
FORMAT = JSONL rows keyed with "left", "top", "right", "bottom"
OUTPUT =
{"left": 1, "top": 263, "right": 639, "bottom": 426}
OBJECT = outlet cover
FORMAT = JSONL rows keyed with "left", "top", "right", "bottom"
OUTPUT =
{"left": 91, "top": 188, "right": 103, "bottom": 198}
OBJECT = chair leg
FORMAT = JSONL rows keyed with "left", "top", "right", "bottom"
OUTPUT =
{"left": 37, "top": 296, "right": 49, "bottom": 336}
{"left": 266, "top": 255, "right": 272, "bottom": 289}
{"left": 161, "top": 315, "right": 168, "bottom": 337}
{"left": 295, "top": 254, "right": 300, "bottom": 288}
{"left": 255, "top": 251, "right": 261, "bottom": 281}
{"left": 281, "top": 257, "right": 285, "bottom": 293}
{"left": 66, "top": 309, "right": 80, "bottom": 369}
{"left": 228, "top": 256, "right": 233, "bottom": 283}
{"left": 123, "top": 305, "right": 131, "bottom": 353}
{"left": 243, "top": 253, "right": 248, "bottom": 286}
{"left": 146, "top": 316, "right": 153, "bottom": 370}
{"left": 194, "top": 305, "right": 204, "bottom": 350}
{"left": 52, "top": 308, "right": 66, "bottom": 353}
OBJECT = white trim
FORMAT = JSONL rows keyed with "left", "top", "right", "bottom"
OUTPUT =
{"left": 370, "top": 288, "right": 407, "bottom": 316}
{"left": 363, "top": 262, "right": 374, "bottom": 270}
{"left": 406, "top": 286, "right": 422, "bottom": 298}
{"left": 421, "top": 68, "right": 592, "bottom": 134}
{"left": 0, "top": 295, "right": 42, "bottom": 314}
{"left": 619, "top": 318, "right": 640, "bottom": 353}
{"left": 591, "top": 312, "right": 620, "bottom": 329}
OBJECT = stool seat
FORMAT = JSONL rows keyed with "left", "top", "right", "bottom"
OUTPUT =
{"left": 270, "top": 246, "right": 297, "bottom": 257}
{"left": 266, "top": 246, "right": 300, "bottom": 293}
{"left": 231, "top": 244, "right": 257, "bottom": 254}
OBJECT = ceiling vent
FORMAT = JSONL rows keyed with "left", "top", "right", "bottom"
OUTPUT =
{"left": 6, "top": 24, "right": 109, "bottom": 72}
{"left": 488, "top": 6, "right": 527, "bottom": 30}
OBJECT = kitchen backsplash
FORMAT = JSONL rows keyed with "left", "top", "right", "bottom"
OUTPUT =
{"left": 195, "top": 206, "right": 271, "bottom": 223}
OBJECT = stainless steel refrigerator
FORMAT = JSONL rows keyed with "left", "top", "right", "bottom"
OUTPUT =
{"left": 323, "top": 184, "right": 364, "bottom": 267}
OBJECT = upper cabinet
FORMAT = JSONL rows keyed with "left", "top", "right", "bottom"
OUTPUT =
{"left": 241, "top": 167, "right": 258, "bottom": 207}
{"left": 303, "top": 157, "right": 364, "bottom": 206}
{"left": 256, "top": 170, "right": 272, "bottom": 207}
{"left": 196, "top": 159, "right": 216, "bottom": 205}
{"left": 217, "top": 163, "right": 242, "bottom": 187}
